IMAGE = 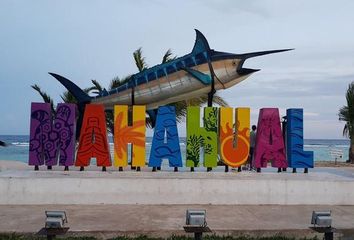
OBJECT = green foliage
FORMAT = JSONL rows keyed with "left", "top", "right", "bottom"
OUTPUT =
{"left": 109, "top": 76, "right": 132, "bottom": 90}
{"left": 339, "top": 82, "right": 354, "bottom": 138}
{"left": 162, "top": 49, "right": 177, "bottom": 63}
{"left": 169, "top": 94, "right": 228, "bottom": 124}
{"left": 186, "top": 134, "right": 212, "bottom": 166}
{"left": 133, "top": 47, "right": 148, "bottom": 72}
{"left": 91, "top": 79, "right": 104, "bottom": 95}
{"left": 0, "top": 233, "right": 319, "bottom": 240}
{"left": 31, "top": 84, "right": 55, "bottom": 113}
{"left": 187, "top": 134, "right": 204, "bottom": 166}
{"left": 338, "top": 82, "right": 354, "bottom": 163}
{"left": 204, "top": 108, "right": 218, "bottom": 132}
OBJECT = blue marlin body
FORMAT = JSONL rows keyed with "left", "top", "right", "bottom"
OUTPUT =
{"left": 50, "top": 29, "right": 292, "bottom": 123}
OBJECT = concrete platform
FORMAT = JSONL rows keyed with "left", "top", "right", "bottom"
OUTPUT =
{"left": 1, "top": 166, "right": 354, "bottom": 205}
{"left": 0, "top": 204, "right": 354, "bottom": 239}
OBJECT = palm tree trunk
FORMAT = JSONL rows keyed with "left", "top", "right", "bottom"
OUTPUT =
{"left": 350, "top": 139, "right": 354, "bottom": 163}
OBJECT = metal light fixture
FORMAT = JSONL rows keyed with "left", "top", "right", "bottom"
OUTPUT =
{"left": 311, "top": 210, "right": 332, "bottom": 228}
{"left": 37, "top": 211, "right": 70, "bottom": 240}
{"left": 186, "top": 209, "right": 207, "bottom": 226}
{"left": 310, "top": 210, "right": 334, "bottom": 240}
{"left": 45, "top": 211, "right": 68, "bottom": 229}
{"left": 184, "top": 209, "right": 211, "bottom": 240}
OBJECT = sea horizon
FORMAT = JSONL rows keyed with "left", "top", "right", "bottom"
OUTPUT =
{"left": 0, "top": 135, "right": 350, "bottom": 163}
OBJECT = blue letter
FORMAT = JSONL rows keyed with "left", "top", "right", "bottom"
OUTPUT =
{"left": 148, "top": 106, "right": 182, "bottom": 168}
{"left": 286, "top": 109, "right": 314, "bottom": 168}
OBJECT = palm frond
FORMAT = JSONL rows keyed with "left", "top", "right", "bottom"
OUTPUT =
{"left": 162, "top": 49, "right": 177, "bottom": 63}
{"left": 343, "top": 124, "right": 349, "bottom": 137}
{"left": 31, "top": 84, "right": 55, "bottom": 113}
{"left": 109, "top": 75, "right": 132, "bottom": 90}
{"left": 210, "top": 94, "right": 228, "bottom": 107}
{"left": 60, "top": 90, "right": 76, "bottom": 103}
{"left": 164, "top": 93, "right": 228, "bottom": 124}
{"left": 91, "top": 79, "right": 103, "bottom": 94}
{"left": 133, "top": 47, "right": 148, "bottom": 72}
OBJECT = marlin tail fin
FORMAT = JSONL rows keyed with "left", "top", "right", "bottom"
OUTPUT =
{"left": 49, "top": 72, "right": 92, "bottom": 139}
{"left": 49, "top": 72, "right": 92, "bottom": 104}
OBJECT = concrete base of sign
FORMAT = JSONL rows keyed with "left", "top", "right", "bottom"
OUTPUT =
{"left": 1, "top": 165, "right": 354, "bottom": 205}
{"left": 1, "top": 204, "right": 354, "bottom": 238}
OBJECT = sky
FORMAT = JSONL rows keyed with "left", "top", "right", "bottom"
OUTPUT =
{"left": 1, "top": 0, "right": 354, "bottom": 138}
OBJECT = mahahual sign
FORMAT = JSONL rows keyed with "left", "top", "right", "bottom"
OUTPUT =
{"left": 28, "top": 30, "right": 313, "bottom": 171}
{"left": 29, "top": 104, "right": 313, "bottom": 170}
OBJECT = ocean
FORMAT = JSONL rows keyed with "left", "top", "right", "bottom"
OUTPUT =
{"left": 0, "top": 135, "right": 350, "bottom": 164}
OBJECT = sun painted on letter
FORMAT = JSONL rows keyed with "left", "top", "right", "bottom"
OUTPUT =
{"left": 219, "top": 108, "right": 250, "bottom": 168}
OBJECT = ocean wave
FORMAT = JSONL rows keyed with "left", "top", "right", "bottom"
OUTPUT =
{"left": 11, "top": 142, "right": 29, "bottom": 147}
{"left": 304, "top": 144, "right": 348, "bottom": 148}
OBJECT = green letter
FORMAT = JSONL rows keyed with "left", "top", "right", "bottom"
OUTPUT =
{"left": 186, "top": 107, "right": 218, "bottom": 167}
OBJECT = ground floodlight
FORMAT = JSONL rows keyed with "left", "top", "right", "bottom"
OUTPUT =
{"left": 45, "top": 210, "right": 67, "bottom": 229}
{"left": 310, "top": 211, "right": 334, "bottom": 240}
{"left": 40, "top": 210, "right": 69, "bottom": 240}
{"left": 184, "top": 209, "right": 210, "bottom": 240}
{"left": 186, "top": 209, "right": 206, "bottom": 226}
{"left": 311, "top": 210, "right": 332, "bottom": 228}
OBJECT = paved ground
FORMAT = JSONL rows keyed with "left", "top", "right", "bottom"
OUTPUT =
{"left": 1, "top": 161, "right": 354, "bottom": 238}
{"left": 0, "top": 204, "right": 354, "bottom": 239}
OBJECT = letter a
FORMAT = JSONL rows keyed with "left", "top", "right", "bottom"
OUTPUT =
{"left": 114, "top": 105, "right": 146, "bottom": 167}
{"left": 148, "top": 106, "right": 182, "bottom": 168}
{"left": 219, "top": 107, "right": 250, "bottom": 167}
{"left": 253, "top": 108, "right": 287, "bottom": 168}
{"left": 76, "top": 104, "right": 111, "bottom": 167}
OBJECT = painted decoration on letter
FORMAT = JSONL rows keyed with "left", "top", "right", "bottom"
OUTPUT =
{"left": 219, "top": 107, "right": 250, "bottom": 167}
{"left": 148, "top": 106, "right": 182, "bottom": 168}
{"left": 76, "top": 104, "right": 111, "bottom": 167}
{"left": 253, "top": 108, "right": 287, "bottom": 168}
{"left": 186, "top": 107, "right": 218, "bottom": 167}
{"left": 114, "top": 105, "right": 146, "bottom": 167}
{"left": 286, "top": 108, "right": 314, "bottom": 168}
{"left": 29, "top": 103, "right": 76, "bottom": 166}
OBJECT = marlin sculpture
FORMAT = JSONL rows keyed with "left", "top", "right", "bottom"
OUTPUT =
{"left": 49, "top": 29, "right": 292, "bottom": 127}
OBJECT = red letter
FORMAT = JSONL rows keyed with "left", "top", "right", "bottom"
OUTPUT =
{"left": 76, "top": 104, "right": 111, "bottom": 167}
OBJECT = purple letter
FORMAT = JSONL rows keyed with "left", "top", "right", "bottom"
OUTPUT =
{"left": 29, "top": 103, "right": 76, "bottom": 167}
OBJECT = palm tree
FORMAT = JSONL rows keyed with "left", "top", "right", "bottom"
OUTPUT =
{"left": 339, "top": 82, "right": 354, "bottom": 163}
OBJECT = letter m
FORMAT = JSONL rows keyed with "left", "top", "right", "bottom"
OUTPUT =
{"left": 29, "top": 103, "right": 76, "bottom": 167}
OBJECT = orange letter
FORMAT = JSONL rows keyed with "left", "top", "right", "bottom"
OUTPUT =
{"left": 219, "top": 107, "right": 250, "bottom": 167}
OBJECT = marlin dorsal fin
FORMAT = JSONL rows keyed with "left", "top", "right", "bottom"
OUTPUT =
{"left": 191, "top": 29, "right": 211, "bottom": 54}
